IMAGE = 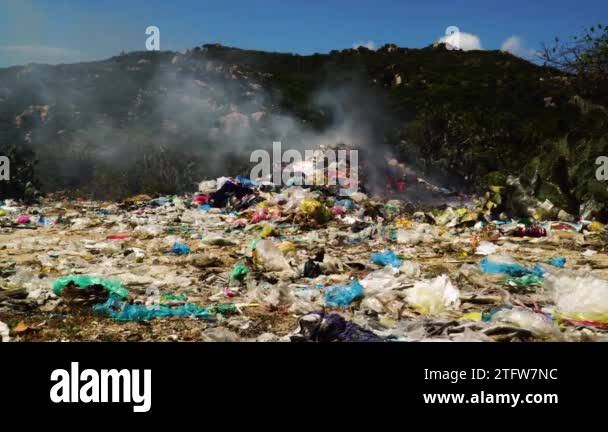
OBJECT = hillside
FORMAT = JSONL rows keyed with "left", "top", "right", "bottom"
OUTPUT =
{"left": 1, "top": 43, "right": 607, "bottom": 214}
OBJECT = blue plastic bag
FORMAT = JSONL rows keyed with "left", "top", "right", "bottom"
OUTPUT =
{"left": 236, "top": 175, "right": 257, "bottom": 188}
{"left": 335, "top": 199, "right": 355, "bottom": 210}
{"left": 546, "top": 257, "right": 566, "bottom": 268}
{"left": 171, "top": 242, "right": 191, "bottom": 255}
{"left": 371, "top": 250, "right": 402, "bottom": 268}
{"left": 324, "top": 280, "right": 364, "bottom": 308}
{"left": 480, "top": 256, "right": 545, "bottom": 277}
{"left": 93, "top": 297, "right": 211, "bottom": 321}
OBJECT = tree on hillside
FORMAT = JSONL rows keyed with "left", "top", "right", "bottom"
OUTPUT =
{"left": 541, "top": 24, "right": 608, "bottom": 100}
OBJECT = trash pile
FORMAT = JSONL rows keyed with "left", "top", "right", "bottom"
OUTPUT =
{"left": 1, "top": 174, "right": 608, "bottom": 342}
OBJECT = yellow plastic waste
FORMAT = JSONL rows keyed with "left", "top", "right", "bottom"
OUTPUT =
{"left": 588, "top": 221, "right": 605, "bottom": 232}
{"left": 461, "top": 312, "right": 482, "bottom": 321}
{"left": 394, "top": 217, "right": 412, "bottom": 228}
{"left": 299, "top": 198, "right": 332, "bottom": 224}
{"left": 277, "top": 241, "right": 296, "bottom": 254}
{"left": 260, "top": 224, "right": 275, "bottom": 238}
{"left": 455, "top": 208, "right": 468, "bottom": 218}
{"left": 459, "top": 211, "right": 479, "bottom": 223}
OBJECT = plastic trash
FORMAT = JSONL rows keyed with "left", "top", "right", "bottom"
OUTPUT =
{"left": 545, "top": 271, "right": 608, "bottom": 324}
{"left": 331, "top": 206, "right": 345, "bottom": 216}
{"left": 360, "top": 268, "right": 399, "bottom": 293}
{"left": 324, "top": 280, "right": 364, "bottom": 308}
{"left": 160, "top": 293, "right": 188, "bottom": 303}
{"left": 229, "top": 262, "right": 249, "bottom": 281}
{"left": 475, "top": 241, "right": 498, "bottom": 255}
{"left": 198, "top": 179, "right": 218, "bottom": 194}
{"left": 461, "top": 312, "right": 482, "bottom": 321}
{"left": 235, "top": 175, "right": 257, "bottom": 188}
{"left": 303, "top": 259, "right": 321, "bottom": 278}
{"left": 505, "top": 275, "right": 544, "bottom": 287}
{"left": 291, "top": 312, "right": 384, "bottom": 342}
{"left": 395, "top": 229, "right": 423, "bottom": 245}
{"left": 260, "top": 224, "right": 275, "bottom": 238}
{"left": 546, "top": 257, "right": 566, "bottom": 268}
{"left": 52, "top": 275, "right": 129, "bottom": 299}
{"left": 107, "top": 234, "right": 130, "bottom": 240}
{"left": 490, "top": 308, "right": 561, "bottom": 339}
{"left": 255, "top": 239, "right": 291, "bottom": 271}
{"left": 334, "top": 199, "right": 355, "bottom": 210}
{"left": 171, "top": 242, "right": 191, "bottom": 255}
{"left": 371, "top": 250, "right": 402, "bottom": 268}
{"left": 587, "top": 221, "right": 605, "bottom": 232}
{"left": 480, "top": 254, "right": 545, "bottom": 277}
{"left": 251, "top": 207, "right": 280, "bottom": 223}
{"left": 16, "top": 215, "right": 30, "bottom": 224}
{"left": 514, "top": 225, "right": 546, "bottom": 237}
{"left": 193, "top": 194, "right": 210, "bottom": 205}
{"left": 93, "top": 297, "right": 238, "bottom": 321}
{"left": 0, "top": 321, "right": 9, "bottom": 342}
{"left": 406, "top": 275, "right": 460, "bottom": 315}
{"left": 299, "top": 198, "right": 332, "bottom": 224}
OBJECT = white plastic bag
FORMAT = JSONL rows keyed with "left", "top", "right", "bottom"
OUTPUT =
{"left": 255, "top": 240, "right": 291, "bottom": 271}
{"left": 544, "top": 271, "right": 608, "bottom": 323}
{"left": 491, "top": 308, "right": 561, "bottom": 339}
{"left": 475, "top": 241, "right": 498, "bottom": 256}
{"left": 406, "top": 275, "right": 460, "bottom": 315}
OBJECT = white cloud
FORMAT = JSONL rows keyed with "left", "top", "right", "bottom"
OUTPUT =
{"left": 352, "top": 41, "right": 376, "bottom": 51}
{"left": 438, "top": 32, "right": 483, "bottom": 51}
{"left": 500, "top": 36, "right": 538, "bottom": 58}
{"left": 0, "top": 45, "right": 80, "bottom": 64}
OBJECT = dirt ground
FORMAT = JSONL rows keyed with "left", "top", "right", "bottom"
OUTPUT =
{"left": 2, "top": 194, "right": 608, "bottom": 342}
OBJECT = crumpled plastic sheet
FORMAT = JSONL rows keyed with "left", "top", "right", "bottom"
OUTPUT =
{"left": 324, "top": 280, "right": 364, "bottom": 308}
{"left": 480, "top": 255, "right": 546, "bottom": 277}
{"left": 371, "top": 250, "right": 402, "bottom": 268}
{"left": 52, "top": 275, "right": 129, "bottom": 299}
{"left": 545, "top": 271, "right": 608, "bottom": 324}
{"left": 93, "top": 297, "right": 238, "bottom": 321}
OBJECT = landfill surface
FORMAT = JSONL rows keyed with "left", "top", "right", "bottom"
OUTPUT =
{"left": 2, "top": 173, "right": 608, "bottom": 342}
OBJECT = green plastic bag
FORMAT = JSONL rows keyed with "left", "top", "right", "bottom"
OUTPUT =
{"left": 229, "top": 262, "right": 249, "bottom": 281}
{"left": 52, "top": 275, "right": 129, "bottom": 299}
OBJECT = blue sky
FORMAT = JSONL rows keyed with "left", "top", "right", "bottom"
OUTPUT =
{"left": 0, "top": 0, "right": 606, "bottom": 67}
